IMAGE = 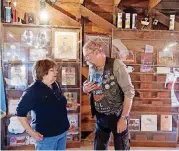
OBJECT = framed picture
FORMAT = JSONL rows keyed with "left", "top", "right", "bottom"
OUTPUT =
{"left": 34, "top": 31, "right": 51, "bottom": 49}
{"left": 157, "top": 50, "right": 173, "bottom": 65}
{"left": 57, "top": 63, "right": 79, "bottom": 88}
{"left": 29, "top": 48, "right": 47, "bottom": 62}
{"left": 5, "top": 31, "right": 20, "bottom": 43}
{"left": 67, "top": 114, "right": 79, "bottom": 135}
{"left": 129, "top": 119, "right": 140, "bottom": 131}
{"left": 53, "top": 29, "right": 79, "bottom": 61}
{"left": 7, "top": 64, "right": 28, "bottom": 90}
{"left": 112, "top": 47, "right": 136, "bottom": 64}
{"left": 160, "top": 115, "right": 172, "bottom": 131}
{"left": 25, "top": 13, "right": 36, "bottom": 24}
{"left": 141, "top": 115, "right": 157, "bottom": 131}
{"left": 63, "top": 89, "right": 80, "bottom": 113}
{"left": 21, "top": 30, "right": 34, "bottom": 46}
{"left": 8, "top": 99, "right": 19, "bottom": 115}
{"left": 4, "top": 43, "right": 28, "bottom": 63}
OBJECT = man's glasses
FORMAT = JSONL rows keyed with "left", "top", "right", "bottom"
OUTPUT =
{"left": 84, "top": 50, "right": 95, "bottom": 61}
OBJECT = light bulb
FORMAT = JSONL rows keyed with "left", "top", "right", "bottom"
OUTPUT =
{"left": 40, "top": 10, "right": 48, "bottom": 22}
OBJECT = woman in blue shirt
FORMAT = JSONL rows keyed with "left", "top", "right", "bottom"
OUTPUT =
{"left": 16, "top": 58, "right": 69, "bottom": 150}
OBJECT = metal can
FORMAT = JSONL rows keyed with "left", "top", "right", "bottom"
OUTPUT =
{"left": 5, "top": 7, "right": 11, "bottom": 23}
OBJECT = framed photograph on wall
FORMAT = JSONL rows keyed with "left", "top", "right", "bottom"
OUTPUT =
{"left": 67, "top": 114, "right": 79, "bottom": 135}
{"left": 57, "top": 63, "right": 79, "bottom": 88}
{"left": 29, "top": 48, "right": 47, "bottom": 62}
{"left": 5, "top": 31, "right": 20, "bottom": 43}
{"left": 21, "top": 30, "right": 34, "bottom": 46}
{"left": 63, "top": 89, "right": 80, "bottom": 113}
{"left": 112, "top": 47, "right": 136, "bottom": 64}
{"left": 7, "top": 65, "right": 28, "bottom": 90}
{"left": 8, "top": 99, "right": 19, "bottom": 115}
{"left": 4, "top": 43, "right": 28, "bottom": 63}
{"left": 24, "top": 13, "right": 36, "bottom": 24}
{"left": 157, "top": 50, "right": 174, "bottom": 65}
{"left": 53, "top": 29, "right": 79, "bottom": 61}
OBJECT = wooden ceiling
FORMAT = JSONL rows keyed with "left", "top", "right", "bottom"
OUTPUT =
{"left": 118, "top": 0, "right": 179, "bottom": 15}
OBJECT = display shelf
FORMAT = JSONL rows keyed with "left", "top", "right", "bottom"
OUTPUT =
{"left": 1, "top": 23, "right": 82, "bottom": 149}
{"left": 112, "top": 29, "right": 179, "bottom": 147}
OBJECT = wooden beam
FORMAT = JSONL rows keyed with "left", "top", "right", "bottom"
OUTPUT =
{"left": 155, "top": 1, "right": 179, "bottom": 10}
{"left": 120, "top": 0, "right": 148, "bottom": 8}
{"left": 80, "top": 5, "right": 116, "bottom": 31}
{"left": 46, "top": 2, "right": 80, "bottom": 26}
{"left": 80, "top": 0, "right": 84, "bottom": 4}
{"left": 152, "top": 9, "right": 179, "bottom": 30}
{"left": 46, "top": 0, "right": 77, "bottom": 21}
{"left": 114, "top": 0, "right": 122, "bottom": 6}
{"left": 149, "top": 0, "right": 161, "bottom": 9}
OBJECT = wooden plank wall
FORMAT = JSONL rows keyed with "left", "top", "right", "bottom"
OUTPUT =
{"left": 84, "top": 0, "right": 114, "bottom": 34}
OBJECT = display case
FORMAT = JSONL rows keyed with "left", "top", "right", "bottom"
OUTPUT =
{"left": 1, "top": 23, "right": 82, "bottom": 149}
{"left": 112, "top": 29, "right": 179, "bottom": 147}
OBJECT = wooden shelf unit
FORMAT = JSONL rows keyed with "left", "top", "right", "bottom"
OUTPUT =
{"left": 112, "top": 29, "right": 179, "bottom": 147}
{"left": 1, "top": 23, "right": 82, "bottom": 149}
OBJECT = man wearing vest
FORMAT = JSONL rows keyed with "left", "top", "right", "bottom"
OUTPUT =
{"left": 83, "top": 40, "right": 135, "bottom": 150}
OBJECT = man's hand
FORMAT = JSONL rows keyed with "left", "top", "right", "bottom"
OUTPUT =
{"left": 117, "top": 118, "right": 127, "bottom": 133}
{"left": 83, "top": 80, "right": 97, "bottom": 93}
{"left": 27, "top": 129, "right": 43, "bottom": 140}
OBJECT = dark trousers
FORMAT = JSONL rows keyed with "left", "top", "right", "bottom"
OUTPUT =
{"left": 94, "top": 120, "right": 130, "bottom": 150}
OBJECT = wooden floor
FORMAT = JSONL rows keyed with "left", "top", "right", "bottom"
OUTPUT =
{"left": 68, "top": 141, "right": 179, "bottom": 150}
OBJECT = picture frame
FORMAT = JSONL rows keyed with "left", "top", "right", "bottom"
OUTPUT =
{"left": 57, "top": 63, "right": 79, "bottom": 88}
{"left": 24, "top": 13, "right": 36, "bottom": 24}
{"left": 157, "top": 50, "right": 174, "bottom": 66}
{"left": 63, "top": 89, "right": 80, "bottom": 113}
{"left": 141, "top": 115, "right": 157, "bottom": 131}
{"left": 21, "top": 29, "right": 34, "bottom": 46}
{"left": 53, "top": 29, "right": 79, "bottom": 61}
{"left": 4, "top": 43, "right": 28, "bottom": 63}
{"left": 5, "top": 31, "right": 20, "bottom": 43}
{"left": 8, "top": 99, "right": 19, "bottom": 115}
{"left": 29, "top": 48, "right": 47, "bottom": 62}
{"left": 7, "top": 64, "right": 28, "bottom": 90}
{"left": 34, "top": 31, "right": 51, "bottom": 49}
{"left": 129, "top": 118, "right": 140, "bottom": 131}
{"left": 67, "top": 114, "right": 79, "bottom": 135}
{"left": 111, "top": 47, "right": 136, "bottom": 64}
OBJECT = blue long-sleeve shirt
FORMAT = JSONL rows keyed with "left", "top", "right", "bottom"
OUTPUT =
{"left": 16, "top": 80, "right": 70, "bottom": 137}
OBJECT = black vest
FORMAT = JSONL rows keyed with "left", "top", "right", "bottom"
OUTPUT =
{"left": 89, "top": 57, "right": 124, "bottom": 117}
